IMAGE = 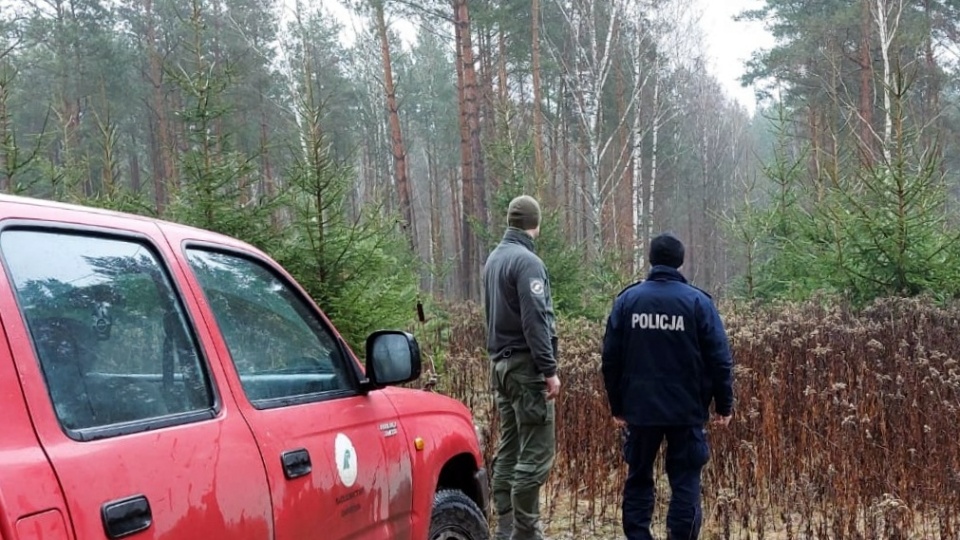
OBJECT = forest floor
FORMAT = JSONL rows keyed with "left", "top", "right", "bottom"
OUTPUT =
{"left": 530, "top": 491, "right": 944, "bottom": 539}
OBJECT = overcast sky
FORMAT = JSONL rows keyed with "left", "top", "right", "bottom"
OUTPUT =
{"left": 699, "top": 0, "right": 775, "bottom": 112}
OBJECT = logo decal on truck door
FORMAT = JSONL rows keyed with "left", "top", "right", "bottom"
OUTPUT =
{"left": 335, "top": 433, "right": 358, "bottom": 487}
{"left": 378, "top": 421, "right": 398, "bottom": 437}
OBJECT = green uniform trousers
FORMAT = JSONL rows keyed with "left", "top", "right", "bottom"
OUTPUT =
{"left": 491, "top": 352, "right": 556, "bottom": 539}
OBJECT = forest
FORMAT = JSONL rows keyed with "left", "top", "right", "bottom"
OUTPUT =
{"left": 3, "top": 0, "right": 960, "bottom": 323}
{"left": 3, "top": 0, "right": 960, "bottom": 536}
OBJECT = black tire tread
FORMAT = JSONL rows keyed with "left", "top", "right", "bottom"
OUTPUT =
{"left": 428, "top": 489, "right": 490, "bottom": 540}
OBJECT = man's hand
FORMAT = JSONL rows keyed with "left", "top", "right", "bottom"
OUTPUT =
{"left": 545, "top": 375, "right": 561, "bottom": 400}
{"left": 712, "top": 414, "right": 732, "bottom": 427}
{"left": 613, "top": 416, "right": 627, "bottom": 428}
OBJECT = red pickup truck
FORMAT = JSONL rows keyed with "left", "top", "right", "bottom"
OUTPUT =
{"left": 0, "top": 194, "right": 489, "bottom": 540}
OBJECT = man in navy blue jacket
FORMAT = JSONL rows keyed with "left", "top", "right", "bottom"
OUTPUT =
{"left": 601, "top": 233, "right": 734, "bottom": 540}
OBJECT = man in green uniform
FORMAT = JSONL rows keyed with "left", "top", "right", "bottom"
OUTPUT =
{"left": 483, "top": 195, "right": 560, "bottom": 540}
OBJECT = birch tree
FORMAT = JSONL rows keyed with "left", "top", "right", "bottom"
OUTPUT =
{"left": 544, "top": 0, "right": 641, "bottom": 257}
{"left": 629, "top": 0, "right": 691, "bottom": 271}
{"left": 872, "top": 0, "right": 904, "bottom": 164}
{"left": 627, "top": 2, "right": 661, "bottom": 270}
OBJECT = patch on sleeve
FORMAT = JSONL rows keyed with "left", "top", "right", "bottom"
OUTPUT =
{"left": 530, "top": 277, "right": 545, "bottom": 296}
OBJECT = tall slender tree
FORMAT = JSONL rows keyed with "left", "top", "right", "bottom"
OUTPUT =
{"left": 372, "top": 1, "right": 417, "bottom": 251}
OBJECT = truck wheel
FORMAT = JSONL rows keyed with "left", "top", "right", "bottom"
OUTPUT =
{"left": 428, "top": 489, "right": 490, "bottom": 540}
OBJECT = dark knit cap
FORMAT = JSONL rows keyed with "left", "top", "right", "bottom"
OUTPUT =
{"left": 649, "top": 233, "right": 685, "bottom": 268}
{"left": 507, "top": 195, "right": 541, "bottom": 230}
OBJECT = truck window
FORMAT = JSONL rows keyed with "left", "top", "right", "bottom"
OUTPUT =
{"left": 0, "top": 229, "right": 214, "bottom": 434}
{"left": 185, "top": 249, "right": 355, "bottom": 407}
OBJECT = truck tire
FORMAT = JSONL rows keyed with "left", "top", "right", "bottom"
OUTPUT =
{"left": 428, "top": 489, "right": 490, "bottom": 540}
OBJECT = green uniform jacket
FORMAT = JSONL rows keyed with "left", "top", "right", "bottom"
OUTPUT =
{"left": 482, "top": 227, "right": 558, "bottom": 377}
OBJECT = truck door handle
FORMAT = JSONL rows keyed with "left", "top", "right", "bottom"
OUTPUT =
{"left": 101, "top": 494, "right": 152, "bottom": 539}
{"left": 281, "top": 448, "right": 312, "bottom": 479}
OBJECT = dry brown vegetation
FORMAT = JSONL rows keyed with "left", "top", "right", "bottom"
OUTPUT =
{"left": 430, "top": 297, "right": 960, "bottom": 539}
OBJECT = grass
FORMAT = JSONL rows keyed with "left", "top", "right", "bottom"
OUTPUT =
{"left": 431, "top": 297, "right": 960, "bottom": 539}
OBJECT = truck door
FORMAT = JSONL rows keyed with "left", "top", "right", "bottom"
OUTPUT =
{"left": 178, "top": 244, "right": 413, "bottom": 539}
{"left": 0, "top": 223, "right": 273, "bottom": 539}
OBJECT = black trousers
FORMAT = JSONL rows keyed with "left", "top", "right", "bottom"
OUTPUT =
{"left": 621, "top": 425, "right": 710, "bottom": 540}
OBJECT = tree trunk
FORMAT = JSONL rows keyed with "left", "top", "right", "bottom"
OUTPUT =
{"left": 549, "top": 0, "right": 626, "bottom": 258}
{"left": 460, "top": 0, "right": 487, "bottom": 242}
{"left": 922, "top": 0, "right": 941, "bottom": 170}
{"left": 259, "top": 94, "right": 280, "bottom": 228}
{"left": 454, "top": 4, "right": 476, "bottom": 300}
{"left": 561, "top": 99, "right": 573, "bottom": 239}
{"left": 495, "top": 27, "right": 516, "bottom": 184}
{"left": 98, "top": 113, "right": 118, "bottom": 196}
{"left": 646, "top": 66, "right": 660, "bottom": 261}
{"left": 632, "top": 48, "right": 646, "bottom": 272}
{"left": 210, "top": 0, "right": 224, "bottom": 153}
{"left": 128, "top": 148, "right": 142, "bottom": 194}
{"left": 0, "top": 72, "right": 11, "bottom": 192}
{"left": 448, "top": 166, "right": 463, "bottom": 297}
{"left": 238, "top": 105, "right": 253, "bottom": 208}
{"left": 859, "top": 0, "right": 874, "bottom": 164}
{"left": 144, "top": 0, "right": 170, "bottom": 213}
{"left": 548, "top": 79, "right": 562, "bottom": 209}
{"left": 697, "top": 83, "right": 711, "bottom": 286}
{"left": 456, "top": 0, "right": 486, "bottom": 299}
{"left": 874, "top": 0, "right": 904, "bottom": 164}
{"left": 541, "top": 84, "right": 564, "bottom": 208}
{"left": 497, "top": 29, "right": 508, "bottom": 107}
{"left": 531, "top": 0, "right": 546, "bottom": 192}
{"left": 424, "top": 145, "right": 442, "bottom": 296}
{"left": 376, "top": 3, "right": 417, "bottom": 251}
{"left": 51, "top": 0, "right": 81, "bottom": 198}
{"left": 615, "top": 61, "right": 632, "bottom": 269}
{"left": 476, "top": 26, "right": 496, "bottom": 224}
{"left": 579, "top": 151, "right": 588, "bottom": 245}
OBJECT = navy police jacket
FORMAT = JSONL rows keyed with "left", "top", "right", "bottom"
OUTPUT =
{"left": 601, "top": 266, "right": 734, "bottom": 426}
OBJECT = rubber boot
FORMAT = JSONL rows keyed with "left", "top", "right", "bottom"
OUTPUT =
{"left": 511, "top": 521, "right": 550, "bottom": 540}
{"left": 494, "top": 511, "right": 513, "bottom": 540}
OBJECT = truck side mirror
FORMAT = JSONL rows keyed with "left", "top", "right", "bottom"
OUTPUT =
{"left": 364, "top": 331, "right": 422, "bottom": 388}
